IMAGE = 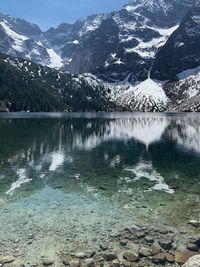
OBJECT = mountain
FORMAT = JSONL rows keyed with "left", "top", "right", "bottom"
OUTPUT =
{"left": 151, "top": 3, "right": 200, "bottom": 80}
{"left": 0, "top": 0, "right": 200, "bottom": 112}
{"left": 0, "top": 0, "right": 196, "bottom": 82}
{"left": 0, "top": 13, "right": 63, "bottom": 68}
{"left": 0, "top": 53, "right": 118, "bottom": 112}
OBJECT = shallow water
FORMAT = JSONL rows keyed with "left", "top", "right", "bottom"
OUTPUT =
{"left": 0, "top": 112, "right": 200, "bottom": 265}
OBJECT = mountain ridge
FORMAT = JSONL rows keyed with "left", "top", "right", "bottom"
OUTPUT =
{"left": 0, "top": 0, "right": 200, "bottom": 112}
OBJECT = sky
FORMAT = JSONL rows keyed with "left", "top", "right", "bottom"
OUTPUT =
{"left": 0, "top": 0, "right": 129, "bottom": 30}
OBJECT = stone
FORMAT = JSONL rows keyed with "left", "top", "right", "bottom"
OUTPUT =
{"left": 158, "top": 238, "right": 173, "bottom": 250}
{"left": 145, "top": 236, "right": 154, "bottom": 243}
{"left": 125, "top": 226, "right": 141, "bottom": 235}
{"left": 43, "top": 259, "right": 54, "bottom": 266}
{"left": 103, "top": 252, "right": 117, "bottom": 261}
{"left": 122, "top": 260, "right": 132, "bottom": 267}
{"left": 84, "top": 258, "right": 94, "bottom": 267}
{"left": 183, "top": 255, "right": 200, "bottom": 267}
{"left": 75, "top": 252, "right": 85, "bottom": 259}
{"left": 63, "top": 256, "right": 71, "bottom": 266}
{"left": 188, "top": 220, "right": 200, "bottom": 228}
{"left": 187, "top": 243, "right": 199, "bottom": 252}
{"left": 138, "top": 247, "right": 153, "bottom": 258}
{"left": 99, "top": 243, "right": 109, "bottom": 251}
{"left": 135, "top": 232, "right": 145, "bottom": 239}
{"left": 110, "top": 232, "right": 121, "bottom": 238}
{"left": 157, "top": 228, "right": 168, "bottom": 235}
{"left": 0, "top": 256, "right": 15, "bottom": 265}
{"left": 111, "top": 259, "right": 120, "bottom": 267}
{"left": 151, "top": 253, "right": 167, "bottom": 264}
{"left": 175, "top": 251, "right": 199, "bottom": 265}
{"left": 165, "top": 253, "right": 175, "bottom": 263}
{"left": 151, "top": 244, "right": 162, "bottom": 255}
{"left": 120, "top": 240, "right": 128, "bottom": 246}
{"left": 85, "top": 251, "right": 96, "bottom": 258}
{"left": 123, "top": 252, "right": 138, "bottom": 262}
{"left": 69, "top": 260, "right": 81, "bottom": 267}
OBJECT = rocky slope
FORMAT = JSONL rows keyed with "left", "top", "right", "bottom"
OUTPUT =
{"left": 0, "top": 53, "right": 118, "bottom": 112}
{"left": 0, "top": 0, "right": 200, "bottom": 112}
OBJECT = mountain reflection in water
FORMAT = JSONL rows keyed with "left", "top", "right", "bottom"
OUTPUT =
{"left": 0, "top": 113, "right": 199, "bottom": 200}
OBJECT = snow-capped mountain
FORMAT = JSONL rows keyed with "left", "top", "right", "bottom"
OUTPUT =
{"left": 0, "top": 0, "right": 200, "bottom": 112}
{"left": 0, "top": 13, "right": 63, "bottom": 69}
{"left": 151, "top": 3, "right": 200, "bottom": 80}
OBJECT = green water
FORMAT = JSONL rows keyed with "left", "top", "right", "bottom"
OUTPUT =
{"left": 0, "top": 113, "right": 199, "bottom": 265}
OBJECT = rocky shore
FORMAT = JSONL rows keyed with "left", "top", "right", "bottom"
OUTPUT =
{"left": 1, "top": 224, "right": 199, "bottom": 267}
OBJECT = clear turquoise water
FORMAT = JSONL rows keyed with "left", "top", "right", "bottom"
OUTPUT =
{"left": 0, "top": 113, "right": 199, "bottom": 264}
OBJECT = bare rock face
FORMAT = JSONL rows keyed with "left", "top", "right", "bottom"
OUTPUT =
{"left": 183, "top": 255, "right": 200, "bottom": 267}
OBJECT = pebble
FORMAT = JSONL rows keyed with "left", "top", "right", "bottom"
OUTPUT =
{"left": 99, "top": 244, "right": 109, "bottom": 251}
{"left": 75, "top": 252, "right": 85, "bottom": 259}
{"left": 43, "top": 259, "right": 54, "bottom": 266}
{"left": 103, "top": 252, "right": 117, "bottom": 261}
{"left": 123, "top": 251, "right": 138, "bottom": 262}
{"left": 69, "top": 260, "right": 81, "bottom": 267}
{"left": 145, "top": 236, "right": 154, "bottom": 243}
{"left": 138, "top": 247, "right": 153, "bottom": 258}
{"left": 158, "top": 238, "right": 173, "bottom": 250}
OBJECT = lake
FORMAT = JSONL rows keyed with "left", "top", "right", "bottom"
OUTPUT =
{"left": 0, "top": 112, "right": 199, "bottom": 266}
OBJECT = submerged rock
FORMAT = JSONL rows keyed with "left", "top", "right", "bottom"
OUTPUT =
{"left": 123, "top": 251, "right": 138, "bottom": 262}
{"left": 111, "top": 259, "right": 120, "bottom": 267}
{"left": 0, "top": 256, "right": 15, "bottom": 265}
{"left": 43, "top": 258, "right": 54, "bottom": 266}
{"left": 83, "top": 258, "right": 94, "bottom": 267}
{"left": 187, "top": 243, "right": 199, "bottom": 252}
{"left": 103, "top": 252, "right": 117, "bottom": 261}
{"left": 175, "top": 251, "right": 199, "bottom": 265}
{"left": 69, "top": 260, "right": 81, "bottom": 267}
{"left": 139, "top": 247, "right": 153, "bottom": 258}
{"left": 188, "top": 220, "right": 200, "bottom": 228}
{"left": 151, "top": 253, "right": 167, "bottom": 264}
{"left": 158, "top": 238, "right": 173, "bottom": 250}
{"left": 183, "top": 255, "right": 200, "bottom": 267}
{"left": 145, "top": 236, "right": 154, "bottom": 243}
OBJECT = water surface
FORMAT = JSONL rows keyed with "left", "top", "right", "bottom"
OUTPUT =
{"left": 0, "top": 112, "right": 200, "bottom": 265}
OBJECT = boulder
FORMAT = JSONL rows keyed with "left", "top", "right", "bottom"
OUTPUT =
{"left": 175, "top": 251, "right": 199, "bottom": 265}
{"left": 183, "top": 255, "right": 200, "bottom": 267}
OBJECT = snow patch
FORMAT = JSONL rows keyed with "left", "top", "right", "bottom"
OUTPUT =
{"left": 46, "top": 48, "right": 63, "bottom": 69}
{"left": 0, "top": 20, "right": 28, "bottom": 52}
